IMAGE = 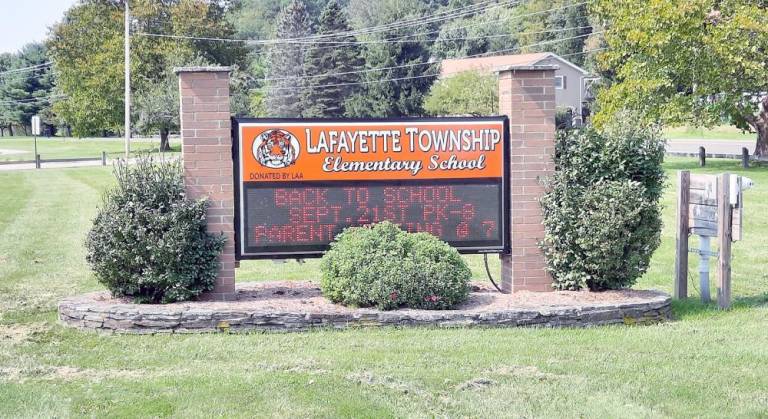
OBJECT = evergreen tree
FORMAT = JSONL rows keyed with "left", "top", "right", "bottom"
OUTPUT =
{"left": 302, "top": 1, "right": 363, "bottom": 117}
{"left": 0, "top": 43, "right": 55, "bottom": 136}
{"left": 264, "top": 0, "right": 312, "bottom": 118}
{"left": 345, "top": 0, "right": 436, "bottom": 117}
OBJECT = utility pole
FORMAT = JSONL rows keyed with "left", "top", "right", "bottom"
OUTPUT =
{"left": 124, "top": 0, "right": 131, "bottom": 158}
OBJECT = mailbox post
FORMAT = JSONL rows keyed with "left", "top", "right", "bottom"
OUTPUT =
{"left": 674, "top": 171, "right": 752, "bottom": 309}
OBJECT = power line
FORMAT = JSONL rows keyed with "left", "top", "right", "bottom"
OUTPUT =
{"left": 267, "top": 31, "right": 602, "bottom": 91}
{"left": 0, "top": 94, "right": 66, "bottom": 106}
{"left": 135, "top": 0, "right": 528, "bottom": 45}
{"left": 136, "top": 1, "right": 589, "bottom": 63}
{"left": 267, "top": 0, "right": 525, "bottom": 42}
{"left": 262, "top": 25, "right": 593, "bottom": 83}
{"left": 0, "top": 62, "right": 52, "bottom": 77}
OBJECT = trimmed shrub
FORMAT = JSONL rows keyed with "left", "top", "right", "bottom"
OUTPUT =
{"left": 540, "top": 119, "right": 665, "bottom": 291}
{"left": 85, "top": 156, "right": 225, "bottom": 303}
{"left": 320, "top": 222, "right": 471, "bottom": 310}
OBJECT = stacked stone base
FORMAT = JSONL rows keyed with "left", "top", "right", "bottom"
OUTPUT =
{"left": 58, "top": 282, "right": 671, "bottom": 334}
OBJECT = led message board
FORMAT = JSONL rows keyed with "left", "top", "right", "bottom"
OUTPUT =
{"left": 233, "top": 117, "right": 509, "bottom": 259}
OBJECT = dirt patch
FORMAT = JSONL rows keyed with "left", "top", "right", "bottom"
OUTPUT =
{"left": 0, "top": 323, "right": 49, "bottom": 344}
{"left": 456, "top": 377, "right": 495, "bottom": 391}
{"left": 0, "top": 366, "right": 146, "bottom": 383}
{"left": 488, "top": 365, "right": 560, "bottom": 381}
{"left": 346, "top": 371, "right": 421, "bottom": 395}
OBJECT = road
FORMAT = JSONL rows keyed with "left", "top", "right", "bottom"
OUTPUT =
{"left": 665, "top": 138, "right": 755, "bottom": 155}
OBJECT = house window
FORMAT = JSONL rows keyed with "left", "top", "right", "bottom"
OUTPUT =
{"left": 555, "top": 75, "right": 566, "bottom": 89}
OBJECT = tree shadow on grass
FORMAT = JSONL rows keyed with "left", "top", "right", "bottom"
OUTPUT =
{"left": 671, "top": 292, "right": 768, "bottom": 320}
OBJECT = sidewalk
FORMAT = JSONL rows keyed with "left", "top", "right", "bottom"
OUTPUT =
{"left": 0, "top": 156, "right": 179, "bottom": 171}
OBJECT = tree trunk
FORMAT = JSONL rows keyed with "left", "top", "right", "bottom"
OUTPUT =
{"left": 754, "top": 96, "right": 768, "bottom": 158}
{"left": 159, "top": 127, "right": 171, "bottom": 152}
{"left": 66, "top": 125, "right": 72, "bottom": 137}
{"left": 9, "top": 125, "right": 13, "bottom": 136}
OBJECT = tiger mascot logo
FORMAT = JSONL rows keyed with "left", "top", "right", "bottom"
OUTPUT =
{"left": 253, "top": 129, "right": 300, "bottom": 169}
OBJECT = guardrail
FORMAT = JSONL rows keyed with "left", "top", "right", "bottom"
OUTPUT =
{"left": 0, "top": 151, "right": 108, "bottom": 168}
{"left": 666, "top": 146, "right": 762, "bottom": 168}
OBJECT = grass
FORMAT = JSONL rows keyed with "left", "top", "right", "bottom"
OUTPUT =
{"left": 1, "top": 158, "right": 767, "bottom": 417}
{"left": 0, "top": 136, "right": 180, "bottom": 162}
{"left": 664, "top": 125, "right": 754, "bottom": 141}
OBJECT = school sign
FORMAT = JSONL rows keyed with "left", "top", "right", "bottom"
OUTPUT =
{"left": 176, "top": 65, "right": 557, "bottom": 300}
{"left": 234, "top": 117, "right": 509, "bottom": 258}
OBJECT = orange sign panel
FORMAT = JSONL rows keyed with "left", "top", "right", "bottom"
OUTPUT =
{"left": 238, "top": 118, "right": 506, "bottom": 182}
{"left": 233, "top": 117, "right": 509, "bottom": 259}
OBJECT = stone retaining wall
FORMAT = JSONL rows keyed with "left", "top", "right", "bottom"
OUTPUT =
{"left": 59, "top": 282, "right": 672, "bottom": 334}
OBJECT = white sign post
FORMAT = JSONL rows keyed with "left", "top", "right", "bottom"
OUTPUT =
{"left": 31, "top": 115, "right": 41, "bottom": 169}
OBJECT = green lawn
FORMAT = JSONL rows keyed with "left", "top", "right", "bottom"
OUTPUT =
{"left": 664, "top": 125, "right": 754, "bottom": 141}
{"left": 0, "top": 136, "right": 180, "bottom": 162}
{"left": 1, "top": 158, "right": 767, "bottom": 417}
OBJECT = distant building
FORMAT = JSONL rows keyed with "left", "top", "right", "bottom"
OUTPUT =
{"left": 440, "top": 52, "right": 592, "bottom": 125}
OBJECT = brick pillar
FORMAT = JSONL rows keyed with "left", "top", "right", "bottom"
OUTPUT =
{"left": 175, "top": 66, "right": 236, "bottom": 301}
{"left": 497, "top": 65, "right": 557, "bottom": 292}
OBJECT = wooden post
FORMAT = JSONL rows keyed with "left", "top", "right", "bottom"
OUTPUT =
{"left": 741, "top": 147, "right": 749, "bottom": 169}
{"left": 101, "top": 151, "right": 107, "bottom": 166}
{"left": 717, "top": 173, "right": 732, "bottom": 309}
{"left": 698, "top": 146, "right": 706, "bottom": 167}
{"left": 35, "top": 154, "right": 41, "bottom": 169}
{"left": 674, "top": 170, "right": 690, "bottom": 299}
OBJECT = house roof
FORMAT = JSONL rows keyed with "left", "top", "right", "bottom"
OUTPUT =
{"left": 440, "top": 52, "right": 588, "bottom": 77}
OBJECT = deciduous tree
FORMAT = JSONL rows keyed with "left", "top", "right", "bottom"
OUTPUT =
{"left": 423, "top": 71, "right": 497, "bottom": 116}
{"left": 592, "top": 0, "right": 768, "bottom": 156}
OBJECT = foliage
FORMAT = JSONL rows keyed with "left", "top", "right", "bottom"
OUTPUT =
{"left": 344, "top": 0, "right": 437, "bottom": 117}
{"left": 48, "top": 0, "right": 244, "bottom": 137}
{"left": 423, "top": 71, "right": 497, "bottom": 116}
{"left": 555, "top": 107, "right": 573, "bottom": 131}
{"left": 320, "top": 221, "right": 471, "bottom": 310}
{"left": 263, "top": 0, "right": 313, "bottom": 117}
{"left": 515, "top": 0, "right": 592, "bottom": 66}
{"left": 0, "top": 43, "right": 56, "bottom": 136}
{"left": 303, "top": 1, "right": 364, "bottom": 117}
{"left": 540, "top": 118, "right": 665, "bottom": 290}
{"left": 134, "top": 70, "right": 178, "bottom": 151}
{"left": 430, "top": 3, "right": 518, "bottom": 60}
{"left": 592, "top": 0, "right": 768, "bottom": 155}
{"left": 85, "top": 156, "right": 224, "bottom": 303}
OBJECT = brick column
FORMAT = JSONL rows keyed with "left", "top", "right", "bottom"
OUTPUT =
{"left": 497, "top": 65, "right": 557, "bottom": 292}
{"left": 175, "top": 66, "right": 236, "bottom": 301}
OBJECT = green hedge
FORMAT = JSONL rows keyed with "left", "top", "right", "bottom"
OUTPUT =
{"left": 540, "top": 119, "right": 665, "bottom": 291}
{"left": 85, "top": 156, "right": 225, "bottom": 303}
{"left": 320, "top": 222, "right": 471, "bottom": 310}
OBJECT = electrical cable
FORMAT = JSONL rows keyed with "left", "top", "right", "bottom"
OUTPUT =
{"left": 136, "top": 0, "right": 525, "bottom": 45}
{"left": 484, "top": 254, "right": 505, "bottom": 293}
{"left": 264, "top": 34, "right": 602, "bottom": 92}
{"left": 0, "top": 62, "right": 52, "bottom": 76}
{"left": 135, "top": 1, "right": 587, "bottom": 46}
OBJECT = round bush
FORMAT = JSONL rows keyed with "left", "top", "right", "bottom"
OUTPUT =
{"left": 320, "top": 222, "right": 471, "bottom": 310}
{"left": 85, "top": 156, "right": 225, "bottom": 303}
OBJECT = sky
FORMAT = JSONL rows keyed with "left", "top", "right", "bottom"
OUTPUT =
{"left": 0, "top": 0, "right": 79, "bottom": 54}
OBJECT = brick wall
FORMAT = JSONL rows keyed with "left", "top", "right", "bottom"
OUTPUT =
{"left": 175, "top": 67, "right": 236, "bottom": 301}
{"left": 497, "top": 66, "right": 557, "bottom": 292}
